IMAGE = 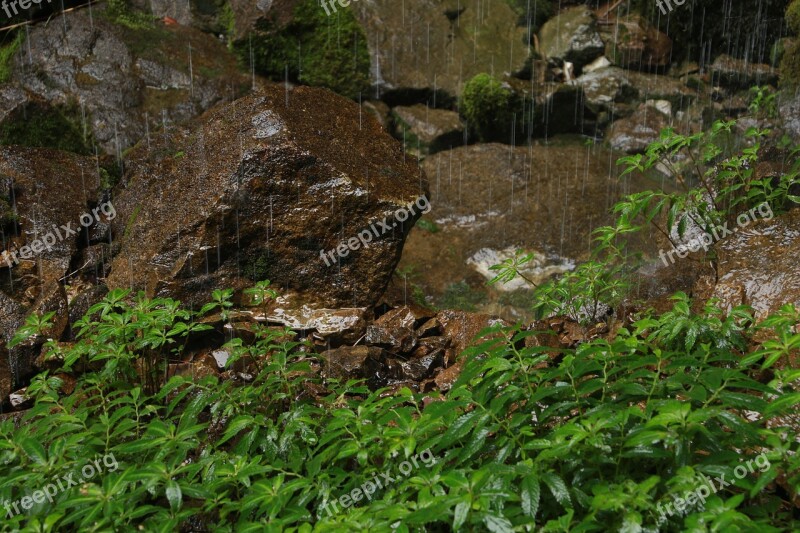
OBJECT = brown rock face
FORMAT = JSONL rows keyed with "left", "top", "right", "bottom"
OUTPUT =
{"left": 0, "top": 147, "right": 103, "bottom": 393}
{"left": 108, "top": 85, "right": 429, "bottom": 308}
{"left": 712, "top": 209, "right": 800, "bottom": 321}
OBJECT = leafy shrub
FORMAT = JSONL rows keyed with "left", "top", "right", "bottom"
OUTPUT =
{"left": 2, "top": 284, "right": 799, "bottom": 530}
{"left": 415, "top": 218, "right": 440, "bottom": 233}
{"left": 460, "top": 73, "right": 521, "bottom": 142}
{"left": 235, "top": 0, "right": 370, "bottom": 99}
{"left": 491, "top": 119, "right": 800, "bottom": 324}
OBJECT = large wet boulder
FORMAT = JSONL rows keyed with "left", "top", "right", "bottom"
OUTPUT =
{"left": 779, "top": 92, "right": 800, "bottom": 142}
{"left": 539, "top": 7, "right": 605, "bottom": 72}
{"left": 1, "top": 5, "right": 248, "bottom": 155}
{"left": 0, "top": 146, "right": 103, "bottom": 395}
{"left": 108, "top": 85, "right": 429, "bottom": 309}
{"left": 711, "top": 209, "right": 800, "bottom": 320}
{"left": 353, "top": 0, "right": 529, "bottom": 98}
{"left": 598, "top": 14, "right": 672, "bottom": 70}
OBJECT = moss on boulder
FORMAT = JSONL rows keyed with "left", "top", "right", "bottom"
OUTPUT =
{"left": 234, "top": 0, "right": 369, "bottom": 99}
{"left": 0, "top": 100, "right": 94, "bottom": 155}
{"left": 460, "top": 73, "right": 521, "bottom": 142}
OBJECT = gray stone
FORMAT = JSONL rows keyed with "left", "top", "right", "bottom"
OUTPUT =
{"left": 539, "top": 7, "right": 605, "bottom": 71}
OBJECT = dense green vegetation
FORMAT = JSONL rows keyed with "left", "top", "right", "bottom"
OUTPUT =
{"left": 234, "top": 0, "right": 370, "bottom": 99}
{"left": 493, "top": 119, "right": 800, "bottom": 324}
{"left": 2, "top": 119, "right": 799, "bottom": 530}
{"left": 1, "top": 281, "right": 799, "bottom": 530}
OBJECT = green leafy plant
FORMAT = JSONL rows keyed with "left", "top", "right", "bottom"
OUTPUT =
{"left": 2, "top": 286, "right": 798, "bottom": 530}
{"left": 749, "top": 86, "right": 778, "bottom": 118}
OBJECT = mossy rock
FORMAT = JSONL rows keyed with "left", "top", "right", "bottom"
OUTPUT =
{"left": 0, "top": 31, "right": 23, "bottom": 84}
{"left": 438, "top": 281, "right": 487, "bottom": 312}
{"left": 788, "top": 0, "right": 800, "bottom": 35}
{"left": 233, "top": 0, "right": 369, "bottom": 99}
{"left": 780, "top": 40, "right": 800, "bottom": 89}
{"left": 460, "top": 73, "right": 522, "bottom": 142}
{"left": 0, "top": 100, "right": 95, "bottom": 156}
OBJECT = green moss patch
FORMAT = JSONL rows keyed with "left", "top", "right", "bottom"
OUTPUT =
{"left": 0, "top": 31, "right": 23, "bottom": 84}
{"left": 234, "top": 0, "right": 370, "bottom": 99}
{"left": 0, "top": 101, "right": 94, "bottom": 155}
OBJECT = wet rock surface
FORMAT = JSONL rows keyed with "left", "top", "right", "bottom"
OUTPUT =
{"left": 354, "top": 0, "right": 529, "bottom": 97}
{"left": 108, "top": 85, "right": 429, "bottom": 309}
{"left": 606, "top": 103, "right": 671, "bottom": 153}
{"left": 391, "top": 105, "right": 464, "bottom": 156}
{"left": 1, "top": 6, "right": 248, "bottom": 154}
{"left": 395, "top": 141, "right": 661, "bottom": 320}
{"left": 0, "top": 146, "right": 103, "bottom": 390}
{"left": 712, "top": 209, "right": 800, "bottom": 320}
{"left": 598, "top": 14, "right": 672, "bottom": 70}
{"left": 710, "top": 55, "right": 779, "bottom": 89}
{"left": 539, "top": 7, "right": 605, "bottom": 72}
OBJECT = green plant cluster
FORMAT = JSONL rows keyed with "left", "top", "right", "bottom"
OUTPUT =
{"left": 2, "top": 281, "right": 799, "bottom": 530}
{"left": 218, "top": 1, "right": 236, "bottom": 44}
{"left": 495, "top": 118, "right": 800, "bottom": 324}
{"left": 460, "top": 73, "right": 521, "bottom": 142}
{"left": 0, "top": 195, "right": 17, "bottom": 228}
{"left": 749, "top": 86, "right": 779, "bottom": 118}
{"left": 103, "top": 0, "right": 156, "bottom": 31}
{"left": 234, "top": 0, "right": 370, "bottom": 99}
